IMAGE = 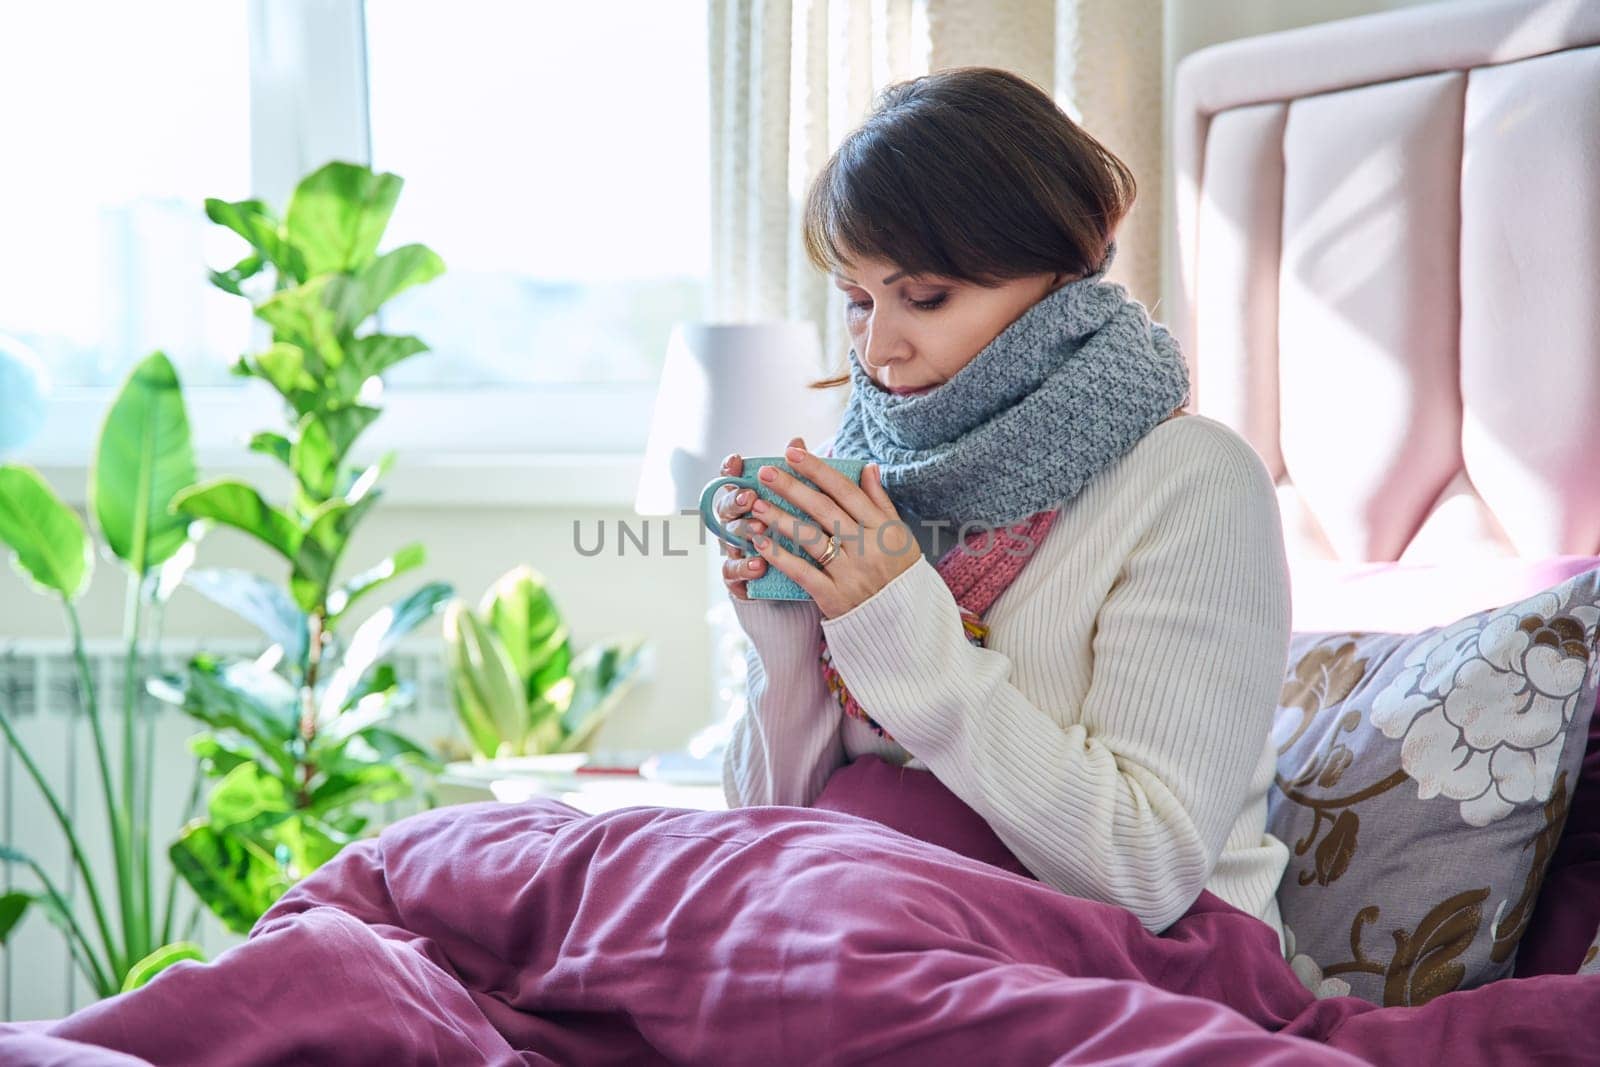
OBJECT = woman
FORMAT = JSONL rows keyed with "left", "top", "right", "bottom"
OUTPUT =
{"left": 713, "top": 66, "right": 1294, "bottom": 953}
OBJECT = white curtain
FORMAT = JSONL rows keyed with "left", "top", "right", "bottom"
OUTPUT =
{"left": 708, "top": 0, "right": 1164, "bottom": 376}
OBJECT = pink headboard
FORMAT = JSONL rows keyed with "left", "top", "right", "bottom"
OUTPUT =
{"left": 1171, "top": 0, "right": 1600, "bottom": 566}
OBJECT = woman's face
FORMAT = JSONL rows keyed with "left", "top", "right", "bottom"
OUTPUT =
{"left": 832, "top": 253, "right": 1072, "bottom": 396}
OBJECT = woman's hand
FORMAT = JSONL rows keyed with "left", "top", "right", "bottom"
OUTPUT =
{"left": 745, "top": 443, "right": 918, "bottom": 619}
{"left": 714, "top": 439, "right": 803, "bottom": 600}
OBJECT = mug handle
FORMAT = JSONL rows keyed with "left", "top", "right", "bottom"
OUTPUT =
{"left": 699, "top": 475, "right": 760, "bottom": 554}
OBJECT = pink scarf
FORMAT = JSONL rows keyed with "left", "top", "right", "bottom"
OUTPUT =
{"left": 815, "top": 448, "right": 1060, "bottom": 743}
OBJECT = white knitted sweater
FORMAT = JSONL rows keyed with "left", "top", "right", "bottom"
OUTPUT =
{"left": 721, "top": 414, "right": 1293, "bottom": 954}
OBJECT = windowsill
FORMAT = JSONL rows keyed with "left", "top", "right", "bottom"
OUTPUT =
{"left": 23, "top": 384, "right": 661, "bottom": 509}
{"left": 34, "top": 451, "right": 647, "bottom": 510}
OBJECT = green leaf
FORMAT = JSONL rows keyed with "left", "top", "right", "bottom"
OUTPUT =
{"left": 287, "top": 490, "right": 381, "bottom": 614}
{"left": 445, "top": 664, "right": 502, "bottom": 760}
{"left": 525, "top": 710, "right": 567, "bottom": 755}
{"left": 326, "top": 542, "right": 426, "bottom": 621}
{"left": 169, "top": 820, "right": 288, "bottom": 935}
{"left": 0, "top": 892, "right": 30, "bottom": 943}
{"left": 340, "top": 661, "right": 401, "bottom": 711}
{"left": 284, "top": 162, "right": 403, "bottom": 277}
{"left": 314, "top": 705, "right": 396, "bottom": 756}
{"left": 244, "top": 343, "right": 322, "bottom": 408}
{"left": 121, "top": 941, "right": 205, "bottom": 992}
{"left": 327, "top": 812, "right": 369, "bottom": 837}
{"left": 306, "top": 763, "right": 409, "bottom": 813}
{"left": 207, "top": 762, "right": 293, "bottom": 832}
{"left": 317, "top": 582, "right": 453, "bottom": 721}
{"left": 254, "top": 278, "right": 344, "bottom": 372}
{"left": 172, "top": 480, "right": 301, "bottom": 561}
{"left": 347, "top": 333, "right": 429, "bottom": 378}
{"left": 269, "top": 814, "right": 347, "bottom": 880}
{"left": 356, "top": 729, "right": 441, "bottom": 771}
{"left": 357, "top": 725, "right": 441, "bottom": 772}
{"left": 180, "top": 568, "right": 309, "bottom": 666}
{"left": 247, "top": 432, "right": 293, "bottom": 467}
{"left": 204, "top": 197, "right": 306, "bottom": 283}
{"left": 170, "top": 655, "right": 299, "bottom": 776}
{"left": 445, "top": 602, "right": 529, "bottom": 755}
{"left": 481, "top": 565, "right": 571, "bottom": 698}
{"left": 334, "top": 453, "right": 394, "bottom": 502}
{"left": 331, "top": 244, "right": 446, "bottom": 333}
{"left": 90, "top": 351, "right": 199, "bottom": 575}
{"left": 0, "top": 465, "right": 93, "bottom": 599}
{"left": 291, "top": 415, "right": 337, "bottom": 501}
{"left": 187, "top": 734, "right": 258, "bottom": 779}
{"left": 209, "top": 252, "right": 265, "bottom": 297}
{"left": 317, "top": 406, "right": 382, "bottom": 468}
{"left": 560, "top": 636, "right": 650, "bottom": 753}
{"left": 292, "top": 407, "right": 381, "bottom": 503}
{"left": 141, "top": 537, "right": 197, "bottom": 606}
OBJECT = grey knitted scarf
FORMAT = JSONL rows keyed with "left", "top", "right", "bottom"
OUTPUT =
{"left": 827, "top": 240, "right": 1190, "bottom": 531}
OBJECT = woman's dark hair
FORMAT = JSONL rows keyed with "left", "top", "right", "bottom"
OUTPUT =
{"left": 801, "top": 66, "right": 1137, "bottom": 389}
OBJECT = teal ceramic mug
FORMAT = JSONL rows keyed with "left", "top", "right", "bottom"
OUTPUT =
{"left": 699, "top": 455, "right": 868, "bottom": 601}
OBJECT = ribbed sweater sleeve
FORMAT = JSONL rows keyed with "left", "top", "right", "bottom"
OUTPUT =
{"left": 817, "top": 427, "right": 1291, "bottom": 933}
{"left": 721, "top": 596, "right": 847, "bottom": 808}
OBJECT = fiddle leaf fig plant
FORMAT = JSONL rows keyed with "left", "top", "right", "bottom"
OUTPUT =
{"left": 443, "top": 565, "right": 650, "bottom": 759}
{"left": 151, "top": 160, "right": 454, "bottom": 933}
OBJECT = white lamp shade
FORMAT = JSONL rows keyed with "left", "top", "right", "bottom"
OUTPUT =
{"left": 634, "top": 321, "right": 845, "bottom": 515}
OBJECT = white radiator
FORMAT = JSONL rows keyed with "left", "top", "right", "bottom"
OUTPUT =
{"left": 0, "top": 637, "right": 464, "bottom": 1023}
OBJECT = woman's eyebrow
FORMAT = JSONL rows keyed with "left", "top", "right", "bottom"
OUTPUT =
{"left": 833, "top": 269, "right": 912, "bottom": 284}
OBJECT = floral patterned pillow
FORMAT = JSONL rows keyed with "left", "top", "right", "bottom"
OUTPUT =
{"left": 1582, "top": 925, "right": 1600, "bottom": 976}
{"left": 1268, "top": 567, "right": 1600, "bottom": 1007}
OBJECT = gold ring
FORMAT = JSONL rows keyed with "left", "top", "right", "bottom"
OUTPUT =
{"left": 816, "top": 535, "right": 842, "bottom": 567}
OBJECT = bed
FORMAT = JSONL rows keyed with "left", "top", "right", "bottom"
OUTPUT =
{"left": 4, "top": 1, "right": 1599, "bottom": 1063}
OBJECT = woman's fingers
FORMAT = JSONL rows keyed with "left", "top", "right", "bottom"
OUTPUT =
{"left": 749, "top": 530, "right": 823, "bottom": 601}
{"left": 715, "top": 451, "right": 752, "bottom": 560}
{"left": 718, "top": 485, "right": 758, "bottom": 523}
{"left": 722, "top": 555, "right": 757, "bottom": 578}
{"left": 718, "top": 515, "right": 767, "bottom": 560}
{"left": 746, "top": 503, "right": 834, "bottom": 564}
{"left": 722, "top": 554, "right": 766, "bottom": 581}
{"left": 721, "top": 519, "right": 768, "bottom": 599}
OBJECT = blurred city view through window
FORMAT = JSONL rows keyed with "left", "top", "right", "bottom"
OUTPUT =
{"left": 0, "top": 1, "right": 710, "bottom": 390}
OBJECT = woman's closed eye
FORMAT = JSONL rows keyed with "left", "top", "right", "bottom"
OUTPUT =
{"left": 846, "top": 293, "right": 949, "bottom": 313}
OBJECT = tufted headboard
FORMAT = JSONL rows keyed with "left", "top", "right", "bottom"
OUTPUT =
{"left": 1170, "top": 0, "right": 1600, "bottom": 567}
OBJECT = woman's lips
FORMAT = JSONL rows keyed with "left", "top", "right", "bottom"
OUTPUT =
{"left": 887, "top": 383, "right": 936, "bottom": 396}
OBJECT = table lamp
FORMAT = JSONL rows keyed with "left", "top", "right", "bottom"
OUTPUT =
{"left": 633, "top": 321, "right": 843, "bottom": 783}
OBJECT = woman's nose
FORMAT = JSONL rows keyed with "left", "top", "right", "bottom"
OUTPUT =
{"left": 861, "top": 318, "right": 907, "bottom": 370}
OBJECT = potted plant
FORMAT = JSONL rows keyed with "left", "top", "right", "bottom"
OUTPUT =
{"left": 147, "top": 160, "right": 455, "bottom": 934}
{"left": 436, "top": 565, "right": 651, "bottom": 801}
{"left": 0, "top": 351, "right": 210, "bottom": 994}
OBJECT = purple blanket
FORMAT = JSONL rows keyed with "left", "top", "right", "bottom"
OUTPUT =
{"left": 5, "top": 756, "right": 1597, "bottom": 1066}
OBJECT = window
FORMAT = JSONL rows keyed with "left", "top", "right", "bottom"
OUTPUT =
{"left": 0, "top": 3, "right": 254, "bottom": 391}
{"left": 9, "top": 0, "right": 711, "bottom": 470}
{"left": 364, "top": 0, "right": 711, "bottom": 388}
